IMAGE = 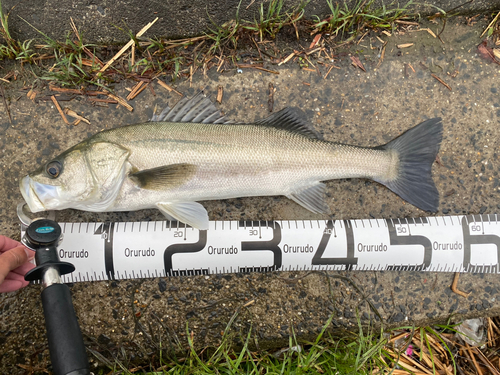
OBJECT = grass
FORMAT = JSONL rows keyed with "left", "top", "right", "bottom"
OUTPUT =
{"left": 1, "top": 0, "right": 417, "bottom": 89}
{"left": 241, "top": 0, "right": 309, "bottom": 42}
{"left": 0, "top": 0, "right": 36, "bottom": 62}
{"left": 82, "top": 316, "right": 500, "bottom": 374}
{"left": 90, "top": 313, "right": 393, "bottom": 375}
{"left": 311, "top": 0, "right": 413, "bottom": 37}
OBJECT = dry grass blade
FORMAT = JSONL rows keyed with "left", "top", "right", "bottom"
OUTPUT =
{"left": 323, "top": 65, "right": 334, "bottom": 79}
{"left": 376, "top": 42, "right": 387, "bottom": 69}
{"left": 426, "top": 28, "right": 437, "bottom": 38}
{"left": 99, "top": 17, "right": 159, "bottom": 73}
{"left": 451, "top": 272, "right": 469, "bottom": 296}
{"left": 431, "top": 74, "right": 452, "bottom": 91}
{"left": 217, "top": 86, "right": 223, "bottom": 104}
{"left": 238, "top": 64, "right": 279, "bottom": 74}
{"left": 106, "top": 93, "right": 133, "bottom": 111}
{"left": 465, "top": 342, "right": 484, "bottom": 375}
{"left": 397, "top": 43, "right": 414, "bottom": 48}
{"left": 27, "top": 89, "right": 37, "bottom": 100}
{"left": 51, "top": 95, "right": 70, "bottom": 124}
{"left": 481, "top": 11, "right": 500, "bottom": 37}
{"left": 474, "top": 346, "right": 500, "bottom": 375}
{"left": 254, "top": 67, "right": 279, "bottom": 74}
{"left": 394, "top": 20, "right": 420, "bottom": 26}
{"left": 50, "top": 86, "right": 83, "bottom": 94}
{"left": 64, "top": 109, "right": 90, "bottom": 124}
{"left": 279, "top": 52, "right": 295, "bottom": 66}
{"left": 89, "top": 98, "right": 118, "bottom": 104}
{"left": 126, "top": 81, "right": 145, "bottom": 100}
{"left": 386, "top": 349, "right": 433, "bottom": 374}
{"left": 156, "top": 79, "right": 183, "bottom": 96}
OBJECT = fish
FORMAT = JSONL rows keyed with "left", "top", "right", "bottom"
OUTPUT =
{"left": 20, "top": 92, "right": 443, "bottom": 230}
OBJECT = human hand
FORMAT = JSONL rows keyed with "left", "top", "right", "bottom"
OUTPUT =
{"left": 0, "top": 236, "right": 35, "bottom": 293}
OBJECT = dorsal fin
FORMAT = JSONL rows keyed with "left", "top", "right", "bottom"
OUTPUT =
{"left": 150, "top": 105, "right": 171, "bottom": 122}
{"left": 255, "top": 108, "right": 322, "bottom": 139}
{"left": 150, "top": 91, "right": 227, "bottom": 124}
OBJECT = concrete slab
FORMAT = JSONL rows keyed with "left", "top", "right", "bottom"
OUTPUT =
{"left": 1, "top": 17, "right": 500, "bottom": 372}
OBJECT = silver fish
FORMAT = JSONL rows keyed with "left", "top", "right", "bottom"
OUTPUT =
{"left": 20, "top": 92, "right": 443, "bottom": 229}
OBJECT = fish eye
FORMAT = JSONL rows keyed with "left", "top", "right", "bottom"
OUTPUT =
{"left": 46, "top": 161, "right": 62, "bottom": 178}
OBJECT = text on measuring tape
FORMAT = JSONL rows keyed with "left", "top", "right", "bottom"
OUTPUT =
{"left": 29, "top": 214, "right": 500, "bottom": 282}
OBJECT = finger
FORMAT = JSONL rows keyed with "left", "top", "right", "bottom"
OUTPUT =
{"left": 10, "top": 261, "right": 36, "bottom": 277}
{"left": 0, "top": 278, "right": 28, "bottom": 293}
{"left": 0, "top": 236, "right": 23, "bottom": 252}
{"left": 0, "top": 246, "right": 29, "bottom": 284}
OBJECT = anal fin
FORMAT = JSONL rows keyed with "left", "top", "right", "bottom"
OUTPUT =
{"left": 287, "top": 183, "right": 330, "bottom": 214}
{"left": 156, "top": 202, "right": 209, "bottom": 230}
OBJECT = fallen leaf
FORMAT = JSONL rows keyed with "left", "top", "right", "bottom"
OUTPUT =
{"left": 350, "top": 56, "right": 366, "bottom": 72}
{"left": 478, "top": 41, "right": 500, "bottom": 65}
{"left": 309, "top": 34, "right": 322, "bottom": 49}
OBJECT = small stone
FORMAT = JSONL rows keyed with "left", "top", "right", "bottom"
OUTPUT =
{"left": 158, "top": 279, "right": 167, "bottom": 293}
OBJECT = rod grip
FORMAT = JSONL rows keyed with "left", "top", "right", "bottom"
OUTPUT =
{"left": 41, "top": 284, "right": 90, "bottom": 375}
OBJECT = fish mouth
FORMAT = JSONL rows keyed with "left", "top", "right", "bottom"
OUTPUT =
{"left": 20, "top": 176, "right": 60, "bottom": 212}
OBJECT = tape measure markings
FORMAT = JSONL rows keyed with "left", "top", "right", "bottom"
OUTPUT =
{"left": 22, "top": 214, "right": 500, "bottom": 283}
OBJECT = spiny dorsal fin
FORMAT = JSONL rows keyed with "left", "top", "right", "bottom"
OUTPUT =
{"left": 129, "top": 163, "right": 197, "bottom": 190}
{"left": 150, "top": 91, "right": 227, "bottom": 124}
{"left": 255, "top": 107, "right": 322, "bottom": 139}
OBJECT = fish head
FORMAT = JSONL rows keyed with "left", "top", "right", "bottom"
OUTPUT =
{"left": 20, "top": 141, "right": 130, "bottom": 212}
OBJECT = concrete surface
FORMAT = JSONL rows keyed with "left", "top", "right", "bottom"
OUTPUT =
{"left": 1, "top": 16, "right": 500, "bottom": 372}
{"left": 1, "top": 0, "right": 499, "bottom": 43}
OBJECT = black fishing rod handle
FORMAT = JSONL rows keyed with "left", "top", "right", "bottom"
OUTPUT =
{"left": 41, "top": 282, "right": 91, "bottom": 375}
{"left": 22, "top": 219, "right": 90, "bottom": 375}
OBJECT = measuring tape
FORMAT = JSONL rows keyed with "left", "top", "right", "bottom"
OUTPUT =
{"left": 21, "top": 214, "right": 500, "bottom": 282}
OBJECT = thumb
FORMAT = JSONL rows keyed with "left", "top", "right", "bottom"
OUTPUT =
{"left": 0, "top": 246, "right": 33, "bottom": 283}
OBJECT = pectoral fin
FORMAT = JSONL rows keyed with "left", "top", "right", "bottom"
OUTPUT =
{"left": 129, "top": 163, "right": 197, "bottom": 191}
{"left": 287, "top": 183, "right": 331, "bottom": 214}
{"left": 156, "top": 201, "right": 209, "bottom": 230}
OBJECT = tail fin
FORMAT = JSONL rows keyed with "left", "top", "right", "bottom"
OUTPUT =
{"left": 375, "top": 118, "right": 443, "bottom": 212}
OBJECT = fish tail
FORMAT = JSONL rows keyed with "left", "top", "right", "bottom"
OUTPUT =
{"left": 375, "top": 118, "right": 443, "bottom": 212}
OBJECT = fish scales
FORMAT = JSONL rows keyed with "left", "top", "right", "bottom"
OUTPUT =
{"left": 95, "top": 122, "right": 393, "bottom": 208}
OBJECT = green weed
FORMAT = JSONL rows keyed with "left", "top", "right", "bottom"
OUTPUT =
{"left": 89, "top": 311, "right": 393, "bottom": 374}
{"left": 0, "top": 1, "right": 36, "bottom": 62}
{"left": 242, "top": 0, "right": 309, "bottom": 41}
{"left": 1, "top": 0, "right": 417, "bottom": 87}
{"left": 312, "top": 0, "right": 413, "bottom": 37}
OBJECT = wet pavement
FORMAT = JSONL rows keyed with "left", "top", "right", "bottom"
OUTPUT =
{"left": 1, "top": 18, "right": 500, "bottom": 372}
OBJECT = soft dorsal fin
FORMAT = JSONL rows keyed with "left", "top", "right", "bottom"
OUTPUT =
{"left": 149, "top": 91, "right": 227, "bottom": 124}
{"left": 255, "top": 107, "right": 322, "bottom": 139}
{"left": 129, "top": 163, "right": 197, "bottom": 190}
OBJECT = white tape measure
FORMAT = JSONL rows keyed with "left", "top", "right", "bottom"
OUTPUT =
{"left": 21, "top": 214, "right": 500, "bottom": 282}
